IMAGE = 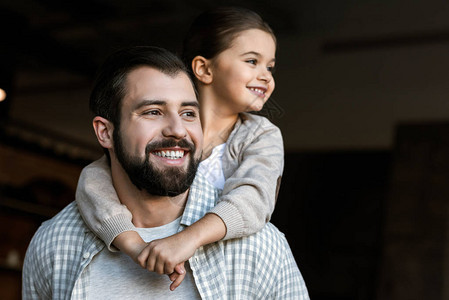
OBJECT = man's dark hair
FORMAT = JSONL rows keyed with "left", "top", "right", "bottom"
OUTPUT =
{"left": 90, "top": 46, "right": 193, "bottom": 128}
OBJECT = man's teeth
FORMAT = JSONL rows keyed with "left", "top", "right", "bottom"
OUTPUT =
{"left": 154, "top": 150, "right": 185, "bottom": 159}
{"left": 249, "top": 87, "right": 265, "bottom": 94}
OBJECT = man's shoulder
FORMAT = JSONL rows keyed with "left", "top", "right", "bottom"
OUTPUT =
{"left": 42, "top": 202, "right": 85, "bottom": 230}
{"left": 23, "top": 202, "right": 103, "bottom": 299}
{"left": 223, "top": 222, "right": 293, "bottom": 263}
{"left": 245, "top": 222, "right": 290, "bottom": 252}
{"left": 24, "top": 202, "right": 89, "bottom": 275}
{"left": 30, "top": 202, "right": 88, "bottom": 250}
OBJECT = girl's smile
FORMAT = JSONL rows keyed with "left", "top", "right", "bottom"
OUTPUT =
{"left": 207, "top": 29, "right": 276, "bottom": 115}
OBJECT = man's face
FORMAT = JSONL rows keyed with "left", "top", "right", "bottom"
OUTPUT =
{"left": 113, "top": 66, "right": 203, "bottom": 196}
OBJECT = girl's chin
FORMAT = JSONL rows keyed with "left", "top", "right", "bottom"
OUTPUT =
{"left": 247, "top": 101, "right": 265, "bottom": 112}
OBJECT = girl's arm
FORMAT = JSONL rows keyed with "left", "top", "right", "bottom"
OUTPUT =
{"left": 210, "top": 114, "right": 284, "bottom": 239}
{"left": 75, "top": 156, "right": 146, "bottom": 257}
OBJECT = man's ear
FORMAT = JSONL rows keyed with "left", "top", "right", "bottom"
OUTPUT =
{"left": 191, "top": 56, "right": 213, "bottom": 84}
{"left": 93, "top": 116, "right": 114, "bottom": 149}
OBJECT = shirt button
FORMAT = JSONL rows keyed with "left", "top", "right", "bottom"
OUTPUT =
{"left": 83, "top": 252, "right": 90, "bottom": 259}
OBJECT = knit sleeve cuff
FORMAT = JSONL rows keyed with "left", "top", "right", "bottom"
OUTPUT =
{"left": 209, "top": 201, "right": 245, "bottom": 240}
{"left": 97, "top": 213, "right": 136, "bottom": 252}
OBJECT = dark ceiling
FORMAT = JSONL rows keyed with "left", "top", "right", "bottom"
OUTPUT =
{"left": 0, "top": 0, "right": 300, "bottom": 162}
{"left": 1, "top": 0, "right": 299, "bottom": 79}
{"left": 3, "top": 0, "right": 449, "bottom": 161}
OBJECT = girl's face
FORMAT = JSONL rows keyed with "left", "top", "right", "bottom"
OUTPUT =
{"left": 209, "top": 29, "right": 276, "bottom": 114}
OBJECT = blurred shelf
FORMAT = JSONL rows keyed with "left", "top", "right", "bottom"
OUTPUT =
{"left": 0, "top": 196, "right": 59, "bottom": 219}
{"left": 0, "top": 263, "right": 21, "bottom": 274}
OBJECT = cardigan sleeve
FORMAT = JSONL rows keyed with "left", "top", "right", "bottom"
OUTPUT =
{"left": 75, "top": 156, "right": 135, "bottom": 251}
{"left": 209, "top": 114, "right": 284, "bottom": 239}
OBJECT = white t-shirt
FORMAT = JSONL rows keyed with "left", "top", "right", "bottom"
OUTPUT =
{"left": 197, "top": 143, "right": 226, "bottom": 190}
{"left": 87, "top": 217, "right": 201, "bottom": 299}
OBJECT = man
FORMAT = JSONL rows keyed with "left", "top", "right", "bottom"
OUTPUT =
{"left": 22, "top": 46, "right": 309, "bottom": 299}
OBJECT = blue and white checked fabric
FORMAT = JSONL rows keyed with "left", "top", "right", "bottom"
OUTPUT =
{"left": 23, "top": 174, "right": 309, "bottom": 299}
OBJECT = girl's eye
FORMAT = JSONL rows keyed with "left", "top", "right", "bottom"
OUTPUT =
{"left": 246, "top": 59, "right": 257, "bottom": 65}
{"left": 267, "top": 65, "right": 276, "bottom": 73}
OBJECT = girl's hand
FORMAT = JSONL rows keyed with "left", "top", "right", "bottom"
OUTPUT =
{"left": 137, "top": 231, "right": 198, "bottom": 274}
{"left": 136, "top": 231, "right": 199, "bottom": 290}
{"left": 168, "top": 263, "right": 187, "bottom": 291}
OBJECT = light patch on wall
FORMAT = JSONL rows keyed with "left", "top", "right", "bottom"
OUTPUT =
{"left": 0, "top": 88, "right": 6, "bottom": 102}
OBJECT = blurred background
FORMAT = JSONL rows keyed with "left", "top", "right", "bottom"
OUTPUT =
{"left": 1, "top": 0, "right": 449, "bottom": 299}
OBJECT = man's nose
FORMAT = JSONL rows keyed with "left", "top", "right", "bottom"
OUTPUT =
{"left": 161, "top": 114, "right": 187, "bottom": 139}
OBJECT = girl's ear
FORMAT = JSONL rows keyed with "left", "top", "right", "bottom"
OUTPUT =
{"left": 93, "top": 116, "right": 114, "bottom": 150}
{"left": 191, "top": 56, "right": 213, "bottom": 84}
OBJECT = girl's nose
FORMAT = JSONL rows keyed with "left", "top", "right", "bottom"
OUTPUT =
{"left": 257, "top": 67, "right": 273, "bottom": 83}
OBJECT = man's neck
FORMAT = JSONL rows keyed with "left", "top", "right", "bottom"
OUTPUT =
{"left": 110, "top": 156, "right": 188, "bottom": 228}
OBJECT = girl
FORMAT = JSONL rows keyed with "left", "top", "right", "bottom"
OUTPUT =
{"left": 76, "top": 6, "right": 283, "bottom": 290}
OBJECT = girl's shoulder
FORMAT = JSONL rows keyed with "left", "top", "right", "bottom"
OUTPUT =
{"left": 239, "top": 112, "right": 277, "bottom": 126}
{"left": 234, "top": 112, "right": 281, "bottom": 139}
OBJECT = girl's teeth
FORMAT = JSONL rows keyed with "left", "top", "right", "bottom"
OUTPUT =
{"left": 250, "top": 88, "right": 264, "bottom": 94}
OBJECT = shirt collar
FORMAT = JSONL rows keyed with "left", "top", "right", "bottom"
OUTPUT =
{"left": 180, "top": 173, "right": 220, "bottom": 227}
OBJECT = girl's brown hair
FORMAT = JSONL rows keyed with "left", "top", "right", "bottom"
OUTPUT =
{"left": 182, "top": 7, "right": 276, "bottom": 74}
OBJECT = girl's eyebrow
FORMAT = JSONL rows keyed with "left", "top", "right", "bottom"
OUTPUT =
{"left": 241, "top": 51, "right": 261, "bottom": 57}
{"left": 241, "top": 51, "right": 276, "bottom": 63}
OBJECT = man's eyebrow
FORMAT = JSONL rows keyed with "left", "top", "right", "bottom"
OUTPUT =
{"left": 181, "top": 101, "right": 200, "bottom": 109}
{"left": 133, "top": 99, "right": 166, "bottom": 110}
{"left": 133, "top": 99, "right": 199, "bottom": 110}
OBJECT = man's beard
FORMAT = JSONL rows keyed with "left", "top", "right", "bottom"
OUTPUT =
{"left": 113, "top": 129, "right": 200, "bottom": 197}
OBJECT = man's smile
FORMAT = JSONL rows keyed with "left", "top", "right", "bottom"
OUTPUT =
{"left": 150, "top": 147, "right": 190, "bottom": 166}
{"left": 153, "top": 149, "right": 185, "bottom": 159}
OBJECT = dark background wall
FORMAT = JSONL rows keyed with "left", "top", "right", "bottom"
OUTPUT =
{"left": 1, "top": 0, "right": 449, "bottom": 299}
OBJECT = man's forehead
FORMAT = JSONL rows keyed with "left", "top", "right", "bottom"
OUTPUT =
{"left": 124, "top": 66, "right": 197, "bottom": 106}
{"left": 126, "top": 66, "right": 190, "bottom": 85}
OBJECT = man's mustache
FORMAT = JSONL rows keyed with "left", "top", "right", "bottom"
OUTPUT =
{"left": 145, "top": 138, "right": 195, "bottom": 155}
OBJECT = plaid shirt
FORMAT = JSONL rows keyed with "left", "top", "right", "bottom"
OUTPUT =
{"left": 23, "top": 174, "right": 309, "bottom": 299}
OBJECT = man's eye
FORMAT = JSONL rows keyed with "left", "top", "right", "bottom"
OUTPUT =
{"left": 143, "top": 110, "right": 161, "bottom": 116}
{"left": 182, "top": 111, "right": 197, "bottom": 118}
